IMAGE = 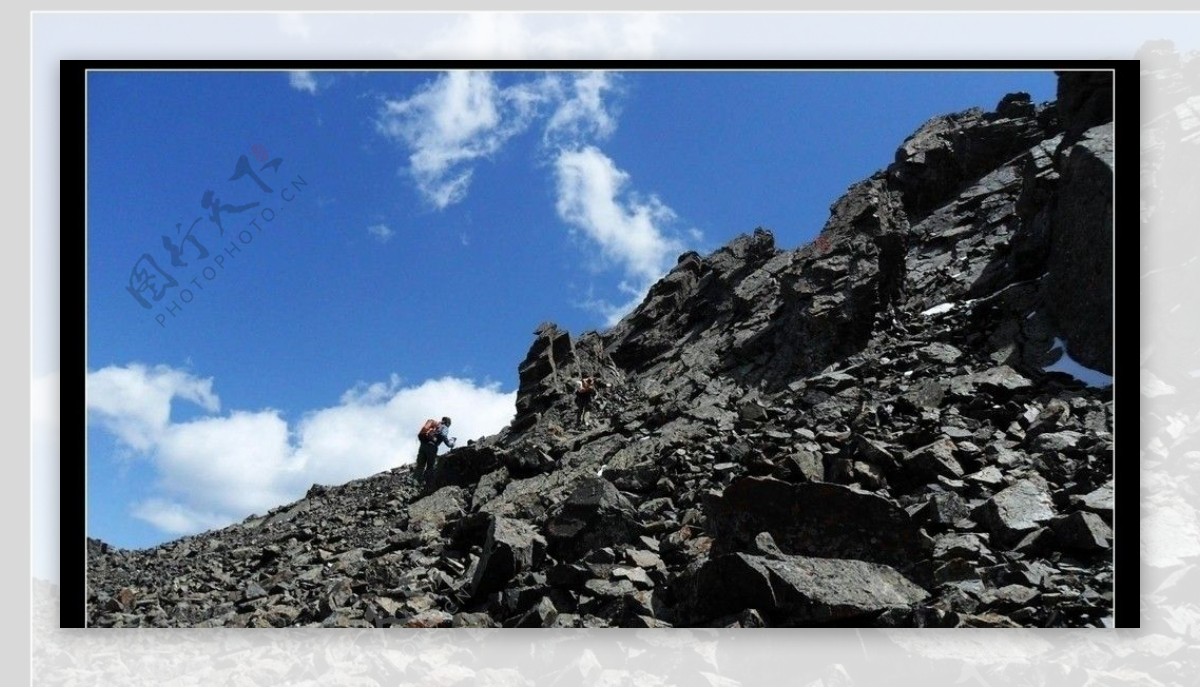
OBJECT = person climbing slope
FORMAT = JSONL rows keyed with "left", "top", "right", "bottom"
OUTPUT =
{"left": 575, "top": 376, "right": 599, "bottom": 428}
{"left": 415, "top": 416, "right": 456, "bottom": 483}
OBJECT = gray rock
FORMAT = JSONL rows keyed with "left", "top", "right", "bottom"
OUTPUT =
{"left": 965, "top": 465, "right": 1005, "bottom": 488}
{"left": 469, "top": 516, "right": 547, "bottom": 598}
{"left": 975, "top": 480, "right": 1056, "bottom": 544}
{"left": 749, "top": 531, "right": 786, "bottom": 559}
{"left": 425, "top": 445, "right": 505, "bottom": 491}
{"left": 738, "top": 400, "right": 770, "bottom": 422}
{"left": 241, "top": 582, "right": 268, "bottom": 602}
{"left": 452, "top": 612, "right": 500, "bottom": 628}
{"left": 472, "top": 467, "right": 511, "bottom": 509}
{"left": 625, "top": 549, "right": 664, "bottom": 571}
{"left": 933, "top": 533, "right": 993, "bottom": 562}
{"left": 854, "top": 435, "right": 900, "bottom": 471}
{"left": 996, "top": 91, "right": 1035, "bottom": 119}
{"left": 692, "top": 553, "right": 928, "bottom": 624}
{"left": 516, "top": 596, "right": 559, "bottom": 628}
{"left": 708, "top": 477, "right": 933, "bottom": 568}
{"left": 545, "top": 478, "right": 642, "bottom": 560}
{"left": 900, "top": 380, "right": 947, "bottom": 411}
{"left": 782, "top": 450, "right": 825, "bottom": 482}
{"left": 948, "top": 366, "right": 1033, "bottom": 397}
{"left": 1051, "top": 511, "right": 1113, "bottom": 550}
{"left": 408, "top": 486, "right": 467, "bottom": 534}
{"left": 903, "top": 438, "right": 965, "bottom": 482}
{"left": 1071, "top": 480, "right": 1114, "bottom": 521}
{"left": 919, "top": 342, "right": 963, "bottom": 364}
{"left": 319, "top": 579, "right": 354, "bottom": 617}
{"left": 402, "top": 609, "right": 453, "bottom": 628}
{"left": 1044, "top": 123, "right": 1113, "bottom": 374}
{"left": 628, "top": 615, "right": 674, "bottom": 628}
{"left": 909, "top": 492, "right": 970, "bottom": 528}
{"left": 1013, "top": 527, "right": 1056, "bottom": 554}
{"left": 934, "top": 558, "right": 978, "bottom": 584}
{"left": 612, "top": 567, "right": 654, "bottom": 589}
{"left": 583, "top": 577, "right": 638, "bottom": 599}
{"left": 984, "top": 584, "right": 1040, "bottom": 608}
{"left": 1030, "top": 431, "right": 1084, "bottom": 453}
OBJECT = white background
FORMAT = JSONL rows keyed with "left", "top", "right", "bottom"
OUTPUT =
{"left": 14, "top": 7, "right": 1192, "bottom": 686}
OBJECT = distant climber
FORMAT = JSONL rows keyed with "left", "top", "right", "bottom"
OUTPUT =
{"left": 575, "top": 376, "right": 600, "bottom": 428}
{"left": 415, "top": 416, "right": 456, "bottom": 482}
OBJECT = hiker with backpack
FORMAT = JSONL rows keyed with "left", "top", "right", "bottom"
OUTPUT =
{"left": 415, "top": 416, "right": 456, "bottom": 482}
{"left": 575, "top": 376, "right": 600, "bottom": 428}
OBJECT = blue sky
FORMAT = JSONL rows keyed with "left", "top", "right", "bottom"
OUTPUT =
{"left": 86, "top": 68, "right": 1057, "bottom": 549}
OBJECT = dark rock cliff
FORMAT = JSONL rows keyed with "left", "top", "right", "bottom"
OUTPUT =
{"left": 86, "top": 74, "right": 1116, "bottom": 629}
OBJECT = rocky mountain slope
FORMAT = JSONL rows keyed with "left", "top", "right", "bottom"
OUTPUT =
{"left": 86, "top": 74, "right": 1116, "bottom": 629}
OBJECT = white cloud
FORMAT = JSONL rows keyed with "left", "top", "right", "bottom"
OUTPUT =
{"left": 340, "top": 373, "right": 403, "bottom": 405}
{"left": 296, "top": 376, "right": 515, "bottom": 488}
{"left": 131, "top": 499, "right": 229, "bottom": 536}
{"left": 288, "top": 70, "right": 319, "bottom": 94}
{"left": 555, "top": 145, "right": 684, "bottom": 287}
{"left": 377, "top": 71, "right": 549, "bottom": 209}
{"left": 367, "top": 223, "right": 395, "bottom": 242}
{"left": 88, "top": 364, "right": 516, "bottom": 542}
{"left": 376, "top": 70, "right": 621, "bottom": 209}
{"left": 577, "top": 286, "right": 650, "bottom": 329}
{"left": 86, "top": 364, "right": 219, "bottom": 452}
{"left": 544, "top": 71, "right": 620, "bottom": 146}
{"left": 375, "top": 67, "right": 696, "bottom": 326}
{"left": 155, "top": 410, "right": 297, "bottom": 515}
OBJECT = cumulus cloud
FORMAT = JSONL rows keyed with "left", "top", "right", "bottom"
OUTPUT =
{"left": 575, "top": 286, "right": 651, "bottom": 329}
{"left": 377, "top": 71, "right": 549, "bottom": 209}
{"left": 377, "top": 68, "right": 696, "bottom": 325}
{"left": 88, "top": 364, "right": 516, "bottom": 540}
{"left": 86, "top": 364, "right": 219, "bottom": 452}
{"left": 367, "top": 223, "right": 395, "bottom": 242}
{"left": 544, "top": 71, "right": 620, "bottom": 146}
{"left": 155, "top": 410, "right": 298, "bottom": 515}
{"left": 296, "top": 376, "right": 515, "bottom": 487}
{"left": 288, "top": 70, "right": 319, "bottom": 94}
{"left": 555, "top": 146, "right": 684, "bottom": 302}
{"left": 131, "top": 499, "right": 229, "bottom": 536}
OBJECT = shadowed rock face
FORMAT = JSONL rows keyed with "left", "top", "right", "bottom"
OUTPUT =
{"left": 87, "top": 74, "right": 1115, "bottom": 629}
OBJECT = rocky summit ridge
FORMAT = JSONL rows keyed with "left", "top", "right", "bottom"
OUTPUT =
{"left": 87, "top": 74, "right": 1116, "bottom": 629}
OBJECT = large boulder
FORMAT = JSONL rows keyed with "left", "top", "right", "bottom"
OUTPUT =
{"left": 424, "top": 444, "right": 504, "bottom": 491}
{"left": 407, "top": 486, "right": 467, "bottom": 536}
{"left": 545, "top": 477, "right": 642, "bottom": 560}
{"left": 974, "top": 479, "right": 1056, "bottom": 545}
{"left": 690, "top": 552, "right": 928, "bottom": 625}
{"left": 1055, "top": 71, "right": 1112, "bottom": 146}
{"left": 1044, "top": 123, "right": 1114, "bottom": 374}
{"left": 706, "top": 477, "right": 933, "bottom": 569}
{"left": 511, "top": 322, "right": 577, "bottom": 432}
{"left": 469, "top": 516, "right": 547, "bottom": 598}
{"left": 885, "top": 104, "right": 1048, "bottom": 221}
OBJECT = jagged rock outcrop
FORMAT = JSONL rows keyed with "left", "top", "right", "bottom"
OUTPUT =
{"left": 1044, "top": 123, "right": 1114, "bottom": 373}
{"left": 87, "top": 73, "right": 1115, "bottom": 629}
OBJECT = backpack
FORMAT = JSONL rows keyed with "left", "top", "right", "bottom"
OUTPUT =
{"left": 418, "top": 418, "right": 439, "bottom": 442}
